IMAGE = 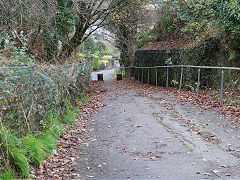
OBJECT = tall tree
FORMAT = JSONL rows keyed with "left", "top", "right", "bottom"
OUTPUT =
{"left": 0, "top": 0, "right": 124, "bottom": 63}
{"left": 107, "top": 0, "right": 146, "bottom": 66}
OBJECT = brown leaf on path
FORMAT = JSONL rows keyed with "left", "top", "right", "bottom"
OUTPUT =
{"left": 220, "top": 164, "right": 228, "bottom": 168}
{"left": 212, "top": 170, "right": 220, "bottom": 174}
{"left": 202, "top": 173, "right": 211, "bottom": 176}
{"left": 132, "top": 157, "right": 139, "bottom": 160}
{"left": 150, "top": 157, "right": 157, "bottom": 160}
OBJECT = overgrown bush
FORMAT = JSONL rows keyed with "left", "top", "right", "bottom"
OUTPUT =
{"left": 0, "top": 59, "right": 92, "bottom": 178}
{"left": 92, "top": 55, "right": 100, "bottom": 71}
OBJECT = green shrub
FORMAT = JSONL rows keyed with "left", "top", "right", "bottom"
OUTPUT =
{"left": 63, "top": 103, "right": 77, "bottom": 125}
{"left": 92, "top": 55, "right": 100, "bottom": 71}
{"left": 1, "top": 168, "right": 16, "bottom": 180}
{"left": 23, "top": 136, "right": 47, "bottom": 167}
{"left": 39, "top": 131, "right": 57, "bottom": 153}
{"left": 48, "top": 114, "right": 66, "bottom": 138}
{"left": 0, "top": 127, "right": 29, "bottom": 178}
{"left": 77, "top": 53, "right": 85, "bottom": 60}
{"left": 81, "top": 93, "right": 89, "bottom": 104}
{"left": 102, "top": 55, "right": 112, "bottom": 60}
{"left": 8, "top": 147, "right": 29, "bottom": 178}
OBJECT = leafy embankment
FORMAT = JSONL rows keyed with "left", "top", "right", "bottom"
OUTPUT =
{"left": 32, "top": 81, "right": 107, "bottom": 179}
{"left": 0, "top": 48, "right": 93, "bottom": 178}
{"left": 0, "top": 104, "right": 79, "bottom": 179}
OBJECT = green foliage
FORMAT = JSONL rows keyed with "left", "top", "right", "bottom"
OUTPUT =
{"left": 165, "top": 57, "right": 173, "bottom": 65}
{"left": 23, "top": 136, "right": 47, "bottom": 167}
{"left": 211, "top": 0, "right": 240, "bottom": 64}
{"left": 169, "top": 0, "right": 216, "bottom": 40}
{"left": 154, "top": 0, "right": 240, "bottom": 65}
{"left": 96, "top": 41, "right": 107, "bottom": 54}
{"left": 137, "top": 29, "right": 156, "bottom": 48}
{"left": 0, "top": 127, "right": 29, "bottom": 177}
{"left": 92, "top": 55, "right": 100, "bottom": 71}
{"left": 1, "top": 168, "right": 16, "bottom": 180}
{"left": 39, "top": 131, "right": 57, "bottom": 153}
{"left": 171, "top": 80, "right": 179, "bottom": 87}
{"left": 78, "top": 53, "right": 85, "bottom": 60}
{"left": 10, "top": 42, "right": 34, "bottom": 65}
{"left": 81, "top": 93, "right": 89, "bottom": 104}
{"left": 154, "top": 11, "right": 180, "bottom": 39}
{"left": 8, "top": 147, "right": 29, "bottom": 178}
{"left": 84, "top": 39, "right": 111, "bottom": 57}
{"left": 102, "top": 55, "right": 112, "bottom": 60}
{"left": 48, "top": 114, "right": 66, "bottom": 138}
{"left": 55, "top": 0, "right": 76, "bottom": 39}
{"left": 84, "top": 38, "right": 97, "bottom": 53}
{"left": 184, "top": 84, "right": 195, "bottom": 91}
{"left": 63, "top": 104, "right": 77, "bottom": 125}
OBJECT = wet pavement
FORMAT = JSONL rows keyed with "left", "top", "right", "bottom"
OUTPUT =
{"left": 76, "top": 70, "right": 240, "bottom": 179}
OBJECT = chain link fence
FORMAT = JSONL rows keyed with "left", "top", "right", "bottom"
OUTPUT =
{"left": 0, "top": 61, "right": 92, "bottom": 137}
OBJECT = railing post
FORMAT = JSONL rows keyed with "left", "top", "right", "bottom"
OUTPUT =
{"left": 155, "top": 67, "right": 158, "bottom": 87}
{"left": 179, "top": 67, "right": 184, "bottom": 91}
{"left": 148, "top": 68, "right": 150, "bottom": 85}
{"left": 166, "top": 67, "right": 169, "bottom": 89}
{"left": 134, "top": 67, "right": 136, "bottom": 79}
{"left": 220, "top": 69, "right": 224, "bottom": 106}
{"left": 138, "top": 68, "right": 140, "bottom": 81}
{"left": 142, "top": 68, "right": 144, "bottom": 83}
{"left": 197, "top": 68, "right": 201, "bottom": 97}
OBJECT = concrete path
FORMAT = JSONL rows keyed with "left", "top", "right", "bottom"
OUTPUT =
{"left": 77, "top": 71, "right": 240, "bottom": 179}
{"left": 91, "top": 65, "right": 119, "bottom": 81}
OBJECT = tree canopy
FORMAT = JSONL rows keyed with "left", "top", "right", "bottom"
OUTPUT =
{"left": 0, "top": 0, "right": 125, "bottom": 64}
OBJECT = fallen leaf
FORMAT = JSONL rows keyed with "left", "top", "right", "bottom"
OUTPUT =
{"left": 212, "top": 170, "right": 220, "bottom": 174}
{"left": 220, "top": 164, "right": 228, "bottom": 168}
{"left": 202, "top": 173, "right": 211, "bottom": 176}
{"left": 136, "top": 124, "right": 142, "bottom": 127}
{"left": 150, "top": 157, "right": 157, "bottom": 160}
{"left": 132, "top": 157, "right": 139, "bottom": 160}
{"left": 70, "top": 157, "right": 76, "bottom": 162}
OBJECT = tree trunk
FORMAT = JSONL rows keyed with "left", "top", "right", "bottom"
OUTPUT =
{"left": 58, "top": 20, "right": 88, "bottom": 63}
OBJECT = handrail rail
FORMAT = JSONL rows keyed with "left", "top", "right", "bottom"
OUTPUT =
{"left": 122, "top": 65, "right": 240, "bottom": 71}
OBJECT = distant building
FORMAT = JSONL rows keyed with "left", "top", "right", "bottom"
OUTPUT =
{"left": 89, "top": 26, "right": 114, "bottom": 41}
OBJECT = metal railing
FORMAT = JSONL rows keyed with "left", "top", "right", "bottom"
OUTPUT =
{"left": 121, "top": 65, "right": 240, "bottom": 106}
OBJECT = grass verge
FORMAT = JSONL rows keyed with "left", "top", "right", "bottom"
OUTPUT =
{"left": 0, "top": 97, "right": 87, "bottom": 179}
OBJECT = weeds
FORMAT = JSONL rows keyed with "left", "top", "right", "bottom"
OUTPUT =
{"left": 63, "top": 108, "right": 77, "bottom": 125}
{"left": 0, "top": 61, "right": 92, "bottom": 178}
{"left": 0, "top": 104, "right": 83, "bottom": 178}
{"left": 8, "top": 147, "right": 29, "bottom": 178}
{"left": 81, "top": 93, "right": 89, "bottom": 104}
{"left": 0, "top": 168, "right": 16, "bottom": 180}
{"left": 23, "top": 136, "right": 47, "bottom": 167}
{"left": 39, "top": 131, "right": 57, "bottom": 153}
